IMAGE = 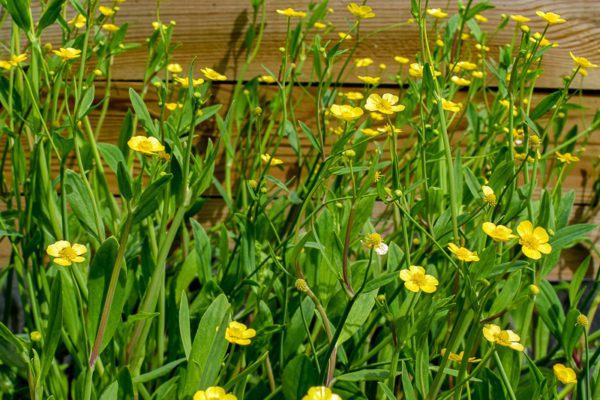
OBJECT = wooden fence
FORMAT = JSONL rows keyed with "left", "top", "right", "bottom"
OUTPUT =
{"left": 0, "top": 0, "right": 598, "bottom": 278}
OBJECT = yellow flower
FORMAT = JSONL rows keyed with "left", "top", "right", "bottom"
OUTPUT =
{"left": 0, "top": 60, "right": 12, "bottom": 70}
{"left": 330, "top": 104, "right": 364, "bottom": 121}
{"left": 201, "top": 67, "right": 227, "bottom": 81}
{"left": 341, "top": 91, "right": 364, "bottom": 100}
{"left": 302, "top": 386, "right": 342, "bottom": 400}
{"left": 193, "top": 386, "right": 237, "bottom": 400}
{"left": 510, "top": 15, "right": 530, "bottom": 23}
{"left": 556, "top": 152, "right": 580, "bottom": 164}
{"left": 517, "top": 221, "right": 552, "bottom": 260}
{"left": 409, "top": 63, "right": 423, "bottom": 78}
{"left": 394, "top": 56, "right": 409, "bottom": 64}
{"left": 68, "top": 14, "right": 87, "bottom": 29}
{"left": 225, "top": 321, "right": 256, "bottom": 346}
{"left": 364, "top": 93, "right": 405, "bottom": 115}
{"left": 363, "top": 232, "right": 388, "bottom": 255}
{"left": 472, "top": 70, "right": 483, "bottom": 79}
{"left": 165, "top": 102, "right": 181, "bottom": 111}
{"left": 276, "top": 8, "right": 306, "bottom": 18}
{"left": 553, "top": 364, "right": 577, "bottom": 384}
{"left": 482, "top": 222, "right": 517, "bottom": 242}
{"left": 175, "top": 76, "right": 204, "bottom": 88}
{"left": 357, "top": 75, "right": 380, "bottom": 85}
{"left": 10, "top": 53, "right": 27, "bottom": 66}
{"left": 361, "top": 128, "right": 382, "bottom": 137}
{"left": 451, "top": 76, "right": 471, "bottom": 86}
{"left": 258, "top": 75, "right": 276, "bottom": 83}
{"left": 313, "top": 22, "right": 327, "bottom": 29}
{"left": 441, "top": 99, "right": 462, "bottom": 113}
{"left": 127, "top": 136, "right": 165, "bottom": 155}
{"left": 426, "top": 8, "right": 448, "bottom": 19}
{"left": 102, "top": 23, "right": 119, "bottom": 32}
{"left": 377, "top": 125, "right": 402, "bottom": 135}
{"left": 98, "top": 6, "right": 115, "bottom": 17}
{"left": 261, "top": 154, "right": 283, "bottom": 166}
{"left": 399, "top": 265, "right": 439, "bottom": 293}
{"left": 474, "top": 14, "right": 488, "bottom": 23}
{"left": 456, "top": 61, "right": 477, "bottom": 71}
{"left": 483, "top": 324, "right": 524, "bottom": 351}
{"left": 53, "top": 48, "right": 82, "bottom": 60}
{"left": 441, "top": 349, "right": 480, "bottom": 363}
{"left": 482, "top": 185, "right": 496, "bottom": 206}
{"left": 447, "top": 243, "right": 480, "bottom": 262}
{"left": 475, "top": 43, "right": 490, "bottom": 52}
{"left": 569, "top": 52, "right": 598, "bottom": 70}
{"left": 338, "top": 32, "right": 352, "bottom": 40}
{"left": 536, "top": 11, "right": 566, "bottom": 25}
{"left": 46, "top": 241, "right": 87, "bottom": 266}
{"left": 347, "top": 3, "right": 375, "bottom": 19}
{"left": 167, "top": 63, "right": 183, "bottom": 74}
{"left": 354, "top": 57, "right": 374, "bottom": 68}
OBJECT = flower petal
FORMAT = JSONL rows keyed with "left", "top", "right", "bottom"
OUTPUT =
{"left": 53, "top": 257, "right": 72, "bottom": 266}
{"left": 533, "top": 227, "right": 549, "bottom": 242}
{"left": 517, "top": 220, "right": 533, "bottom": 237}
{"left": 72, "top": 244, "right": 87, "bottom": 256}
{"left": 404, "top": 281, "right": 421, "bottom": 292}
{"left": 521, "top": 245, "right": 541, "bottom": 260}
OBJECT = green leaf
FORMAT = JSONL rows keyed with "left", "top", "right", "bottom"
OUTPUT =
{"left": 298, "top": 120, "right": 322, "bottom": 153}
{"left": 87, "top": 237, "right": 127, "bottom": 352}
{"left": 568, "top": 257, "right": 590, "bottom": 306}
{"left": 179, "top": 291, "right": 192, "bottom": 360}
{"left": 40, "top": 274, "right": 62, "bottom": 381}
{"left": 180, "top": 294, "right": 231, "bottom": 398}
{"left": 550, "top": 224, "right": 597, "bottom": 250}
{"left": 129, "top": 88, "right": 157, "bottom": 136}
{"left": 37, "top": 0, "right": 66, "bottom": 32}
{"left": 5, "top": 0, "right": 32, "bottom": 32}
{"left": 531, "top": 91, "right": 562, "bottom": 120}
{"left": 282, "top": 354, "right": 319, "bottom": 400}
{"left": 98, "top": 143, "right": 127, "bottom": 174}
{"left": 77, "top": 86, "right": 95, "bottom": 119}
{"left": 98, "top": 381, "right": 119, "bottom": 400}
{"left": 337, "top": 369, "right": 389, "bottom": 381}
{"left": 64, "top": 170, "right": 104, "bottom": 240}
{"left": 378, "top": 382, "right": 397, "bottom": 400}
{"left": 401, "top": 360, "right": 418, "bottom": 400}
{"left": 337, "top": 290, "right": 377, "bottom": 345}
{"left": 133, "top": 174, "right": 173, "bottom": 223}
{"left": 191, "top": 219, "right": 211, "bottom": 284}
{"left": 534, "top": 280, "right": 565, "bottom": 339}
{"left": 117, "top": 162, "right": 133, "bottom": 201}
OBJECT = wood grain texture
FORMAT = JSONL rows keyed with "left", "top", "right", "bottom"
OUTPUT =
{"left": 9, "top": 0, "right": 597, "bottom": 89}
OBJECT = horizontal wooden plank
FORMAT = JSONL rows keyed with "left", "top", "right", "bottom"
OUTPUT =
{"left": 1, "top": 1, "right": 598, "bottom": 88}
{"left": 7, "top": 0, "right": 597, "bottom": 89}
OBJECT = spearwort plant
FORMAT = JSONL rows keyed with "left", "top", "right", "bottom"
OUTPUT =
{"left": 0, "top": 0, "right": 598, "bottom": 399}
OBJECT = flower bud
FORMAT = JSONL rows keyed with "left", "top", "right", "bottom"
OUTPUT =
{"left": 576, "top": 314, "right": 589, "bottom": 328}
{"left": 343, "top": 149, "right": 356, "bottom": 157}
{"left": 295, "top": 279, "right": 309, "bottom": 293}
{"left": 529, "top": 284, "right": 540, "bottom": 295}
{"left": 30, "top": 331, "right": 42, "bottom": 342}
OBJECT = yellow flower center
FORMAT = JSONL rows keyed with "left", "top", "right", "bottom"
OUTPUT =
{"left": 519, "top": 233, "right": 539, "bottom": 250}
{"left": 59, "top": 246, "right": 78, "bottom": 261}
{"left": 364, "top": 233, "right": 383, "bottom": 248}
